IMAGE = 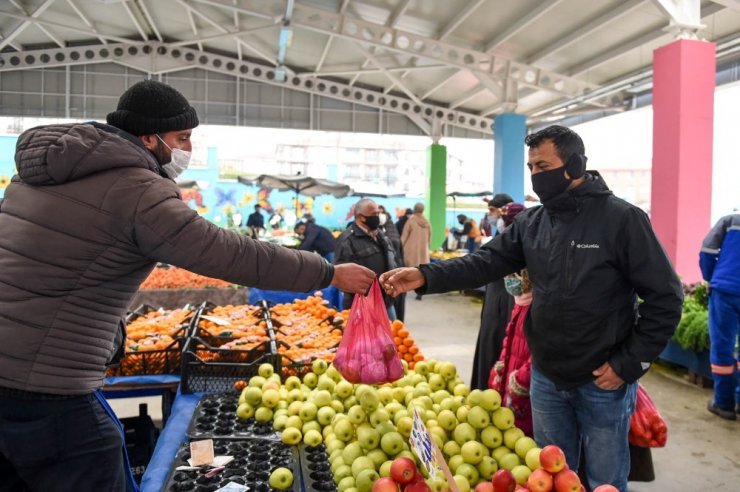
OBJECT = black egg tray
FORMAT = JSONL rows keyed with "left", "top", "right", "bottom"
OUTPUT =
{"left": 187, "top": 393, "right": 280, "bottom": 441}
{"left": 299, "top": 444, "right": 337, "bottom": 492}
{"left": 164, "top": 438, "right": 300, "bottom": 492}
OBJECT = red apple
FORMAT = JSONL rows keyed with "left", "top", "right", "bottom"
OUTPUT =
{"left": 553, "top": 469, "right": 581, "bottom": 492}
{"left": 539, "top": 445, "right": 566, "bottom": 474}
{"left": 492, "top": 468, "right": 517, "bottom": 492}
{"left": 514, "top": 486, "right": 530, "bottom": 491}
{"left": 527, "top": 468, "right": 553, "bottom": 492}
{"left": 592, "top": 486, "right": 619, "bottom": 492}
{"left": 474, "top": 482, "right": 495, "bottom": 492}
{"left": 373, "top": 477, "right": 400, "bottom": 492}
{"left": 404, "top": 479, "right": 432, "bottom": 492}
{"left": 391, "top": 457, "right": 417, "bottom": 485}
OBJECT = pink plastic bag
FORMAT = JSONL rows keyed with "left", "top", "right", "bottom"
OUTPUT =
{"left": 333, "top": 280, "right": 405, "bottom": 384}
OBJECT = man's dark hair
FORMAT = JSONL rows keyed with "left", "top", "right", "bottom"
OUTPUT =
{"left": 525, "top": 125, "right": 585, "bottom": 161}
{"left": 457, "top": 214, "right": 467, "bottom": 221}
{"left": 254, "top": 204, "right": 261, "bottom": 210}
{"left": 294, "top": 222, "right": 306, "bottom": 232}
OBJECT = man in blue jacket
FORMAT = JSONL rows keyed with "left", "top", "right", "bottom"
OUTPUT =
{"left": 380, "top": 125, "right": 683, "bottom": 492}
{"left": 700, "top": 213, "right": 740, "bottom": 420}
{"left": 295, "top": 220, "right": 337, "bottom": 262}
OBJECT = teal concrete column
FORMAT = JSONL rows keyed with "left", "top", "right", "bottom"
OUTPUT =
{"left": 493, "top": 113, "right": 527, "bottom": 203}
{"left": 426, "top": 143, "right": 447, "bottom": 249}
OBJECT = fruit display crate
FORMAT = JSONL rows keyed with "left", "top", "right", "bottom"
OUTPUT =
{"left": 187, "top": 393, "right": 280, "bottom": 441}
{"left": 189, "top": 301, "right": 268, "bottom": 348}
{"left": 106, "top": 304, "right": 196, "bottom": 377}
{"left": 162, "top": 438, "right": 300, "bottom": 492}
{"left": 299, "top": 444, "right": 337, "bottom": 492}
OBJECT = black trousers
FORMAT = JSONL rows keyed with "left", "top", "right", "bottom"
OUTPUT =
{"left": 0, "top": 391, "right": 125, "bottom": 492}
{"left": 471, "top": 279, "right": 514, "bottom": 390}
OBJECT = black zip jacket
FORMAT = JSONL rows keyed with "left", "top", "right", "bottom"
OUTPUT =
{"left": 419, "top": 172, "right": 683, "bottom": 389}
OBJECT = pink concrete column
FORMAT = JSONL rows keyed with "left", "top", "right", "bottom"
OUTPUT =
{"left": 652, "top": 39, "right": 715, "bottom": 283}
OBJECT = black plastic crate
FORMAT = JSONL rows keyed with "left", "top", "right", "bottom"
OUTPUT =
{"left": 108, "top": 304, "right": 195, "bottom": 377}
{"left": 187, "top": 393, "right": 280, "bottom": 441}
{"left": 189, "top": 301, "right": 268, "bottom": 348}
{"left": 163, "top": 438, "right": 301, "bottom": 492}
{"left": 121, "top": 403, "right": 160, "bottom": 485}
{"left": 299, "top": 444, "right": 337, "bottom": 492}
{"left": 180, "top": 335, "right": 280, "bottom": 394}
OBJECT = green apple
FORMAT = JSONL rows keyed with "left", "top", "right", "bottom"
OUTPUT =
{"left": 342, "top": 442, "right": 364, "bottom": 468}
{"left": 330, "top": 456, "right": 345, "bottom": 473}
{"left": 428, "top": 426, "right": 447, "bottom": 442}
{"left": 396, "top": 417, "right": 413, "bottom": 438}
{"left": 369, "top": 408, "right": 390, "bottom": 427}
{"left": 303, "top": 372, "right": 318, "bottom": 388}
{"left": 312, "top": 358, "right": 328, "bottom": 375}
{"left": 287, "top": 400, "right": 302, "bottom": 416}
{"left": 284, "top": 375, "right": 301, "bottom": 390}
{"left": 333, "top": 417, "right": 354, "bottom": 442}
{"left": 317, "top": 375, "right": 336, "bottom": 393}
{"left": 436, "top": 362, "right": 457, "bottom": 381}
{"left": 348, "top": 405, "right": 366, "bottom": 425}
{"left": 460, "top": 441, "right": 486, "bottom": 465}
{"left": 431, "top": 390, "right": 450, "bottom": 404}
{"left": 317, "top": 406, "right": 336, "bottom": 426}
{"left": 374, "top": 421, "right": 396, "bottom": 436}
{"left": 427, "top": 373, "right": 446, "bottom": 392}
{"left": 392, "top": 387, "right": 407, "bottom": 402}
{"left": 335, "top": 380, "right": 354, "bottom": 399}
{"left": 258, "top": 363, "right": 274, "bottom": 378}
{"left": 304, "top": 429, "right": 323, "bottom": 447}
{"left": 477, "top": 455, "right": 498, "bottom": 480}
{"left": 331, "top": 400, "right": 345, "bottom": 414}
{"left": 452, "top": 474, "right": 470, "bottom": 492}
{"left": 379, "top": 460, "right": 393, "bottom": 478}
{"left": 326, "top": 438, "right": 346, "bottom": 454}
{"left": 503, "top": 427, "right": 525, "bottom": 450}
{"left": 334, "top": 464, "right": 352, "bottom": 482}
{"left": 393, "top": 409, "right": 409, "bottom": 425}
{"left": 273, "top": 414, "right": 288, "bottom": 431}
{"left": 442, "top": 440, "right": 461, "bottom": 458}
{"left": 480, "top": 389, "right": 502, "bottom": 412}
{"left": 456, "top": 463, "right": 479, "bottom": 485}
{"left": 366, "top": 448, "right": 388, "bottom": 469}
{"left": 344, "top": 396, "right": 358, "bottom": 409}
{"left": 350, "top": 456, "right": 375, "bottom": 479}
{"left": 326, "top": 364, "right": 342, "bottom": 382}
{"left": 510, "top": 465, "right": 531, "bottom": 485}
{"left": 243, "top": 387, "right": 262, "bottom": 406}
{"left": 525, "top": 447, "right": 541, "bottom": 470}
{"left": 337, "top": 476, "right": 355, "bottom": 492}
{"left": 377, "top": 387, "right": 394, "bottom": 405}
{"left": 456, "top": 405, "right": 470, "bottom": 424}
{"left": 312, "top": 390, "right": 332, "bottom": 408}
{"left": 448, "top": 454, "right": 464, "bottom": 474}
{"left": 453, "top": 422, "right": 476, "bottom": 446}
{"left": 492, "top": 446, "right": 511, "bottom": 463}
{"left": 281, "top": 426, "right": 302, "bottom": 445}
{"left": 498, "top": 453, "right": 521, "bottom": 471}
{"left": 299, "top": 401, "right": 318, "bottom": 422}
{"left": 467, "top": 406, "right": 490, "bottom": 430}
{"left": 262, "top": 389, "right": 280, "bottom": 408}
{"left": 355, "top": 468, "right": 379, "bottom": 492}
{"left": 287, "top": 389, "right": 303, "bottom": 403}
{"left": 255, "top": 406, "right": 273, "bottom": 423}
{"left": 285, "top": 415, "right": 303, "bottom": 429}
{"left": 491, "top": 407, "right": 515, "bottom": 430}
{"left": 357, "top": 425, "right": 380, "bottom": 451}
{"left": 480, "top": 426, "right": 503, "bottom": 450}
{"left": 380, "top": 431, "right": 405, "bottom": 456}
{"left": 268, "top": 467, "right": 293, "bottom": 490}
{"left": 236, "top": 402, "right": 254, "bottom": 420}
{"left": 359, "top": 390, "right": 380, "bottom": 414}
{"left": 414, "top": 361, "right": 430, "bottom": 375}
{"left": 466, "top": 389, "right": 483, "bottom": 407}
{"left": 436, "top": 409, "right": 458, "bottom": 431}
{"left": 249, "top": 375, "right": 266, "bottom": 388}
{"left": 514, "top": 436, "right": 537, "bottom": 460}
{"left": 452, "top": 384, "right": 470, "bottom": 398}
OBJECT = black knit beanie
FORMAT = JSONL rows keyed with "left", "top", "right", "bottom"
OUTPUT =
{"left": 106, "top": 80, "right": 199, "bottom": 136}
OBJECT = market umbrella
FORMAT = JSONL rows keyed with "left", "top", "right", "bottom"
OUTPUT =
{"left": 447, "top": 189, "right": 492, "bottom": 218}
{"left": 349, "top": 182, "right": 405, "bottom": 198}
{"left": 248, "top": 174, "right": 351, "bottom": 215}
{"left": 176, "top": 179, "right": 197, "bottom": 188}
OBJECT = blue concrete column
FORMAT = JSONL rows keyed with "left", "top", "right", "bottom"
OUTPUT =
{"left": 493, "top": 113, "right": 527, "bottom": 203}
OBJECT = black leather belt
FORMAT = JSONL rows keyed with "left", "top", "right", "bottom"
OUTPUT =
{"left": 0, "top": 386, "right": 79, "bottom": 400}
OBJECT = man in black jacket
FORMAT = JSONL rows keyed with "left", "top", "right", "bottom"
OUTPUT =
{"left": 295, "top": 220, "right": 336, "bottom": 262}
{"left": 380, "top": 125, "right": 682, "bottom": 492}
{"left": 336, "top": 198, "right": 400, "bottom": 317}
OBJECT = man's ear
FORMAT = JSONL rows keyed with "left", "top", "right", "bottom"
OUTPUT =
{"left": 139, "top": 134, "right": 159, "bottom": 151}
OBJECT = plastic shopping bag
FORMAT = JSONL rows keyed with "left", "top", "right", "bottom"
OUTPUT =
{"left": 333, "top": 280, "right": 404, "bottom": 384}
{"left": 628, "top": 384, "right": 668, "bottom": 448}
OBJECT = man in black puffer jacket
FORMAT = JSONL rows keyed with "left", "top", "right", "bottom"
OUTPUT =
{"left": 380, "top": 125, "right": 683, "bottom": 492}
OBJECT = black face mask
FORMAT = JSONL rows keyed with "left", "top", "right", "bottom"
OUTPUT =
{"left": 363, "top": 215, "right": 381, "bottom": 230}
{"left": 532, "top": 167, "right": 572, "bottom": 204}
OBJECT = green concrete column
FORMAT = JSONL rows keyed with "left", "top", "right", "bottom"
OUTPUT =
{"left": 426, "top": 143, "right": 447, "bottom": 249}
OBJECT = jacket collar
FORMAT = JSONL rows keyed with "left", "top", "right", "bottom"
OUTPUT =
{"left": 541, "top": 171, "right": 612, "bottom": 214}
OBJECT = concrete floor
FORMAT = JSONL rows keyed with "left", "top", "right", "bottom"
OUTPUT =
{"left": 110, "top": 291, "right": 740, "bottom": 491}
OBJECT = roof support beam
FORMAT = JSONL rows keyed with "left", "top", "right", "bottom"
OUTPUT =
{"left": 449, "top": 86, "right": 487, "bottom": 109}
{"left": 138, "top": 0, "right": 163, "bottom": 43}
{"left": 421, "top": 69, "right": 459, "bottom": 99}
{"left": 482, "top": 0, "right": 562, "bottom": 53}
{"left": 354, "top": 44, "right": 422, "bottom": 105}
{"left": 651, "top": 0, "right": 703, "bottom": 37}
{"left": 0, "top": 11, "right": 146, "bottom": 44}
{"left": 527, "top": 0, "right": 645, "bottom": 64}
{"left": 387, "top": 0, "right": 412, "bottom": 28}
{"left": 122, "top": 1, "right": 150, "bottom": 42}
{"left": 66, "top": 0, "right": 108, "bottom": 45}
{"left": 437, "top": 0, "right": 486, "bottom": 40}
{"left": 709, "top": 0, "right": 740, "bottom": 12}
{"left": 1, "top": 0, "right": 56, "bottom": 50}
{"left": 299, "top": 63, "right": 446, "bottom": 78}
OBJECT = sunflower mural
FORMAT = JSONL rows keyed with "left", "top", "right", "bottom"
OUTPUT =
{"left": 322, "top": 202, "right": 333, "bottom": 215}
{"left": 0, "top": 175, "right": 9, "bottom": 191}
{"left": 238, "top": 192, "right": 254, "bottom": 207}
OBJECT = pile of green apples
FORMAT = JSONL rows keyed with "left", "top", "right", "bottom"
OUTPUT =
{"left": 236, "top": 359, "right": 545, "bottom": 492}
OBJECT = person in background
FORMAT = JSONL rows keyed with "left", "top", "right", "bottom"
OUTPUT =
{"left": 0, "top": 80, "right": 375, "bottom": 492}
{"left": 456, "top": 214, "right": 482, "bottom": 253}
{"left": 335, "top": 198, "right": 400, "bottom": 319}
{"left": 396, "top": 208, "right": 413, "bottom": 237}
{"left": 401, "top": 202, "right": 432, "bottom": 301}
{"left": 481, "top": 193, "right": 513, "bottom": 237}
{"left": 295, "top": 220, "right": 337, "bottom": 263}
{"left": 246, "top": 204, "right": 265, "bottom": 238}
{"left": 380, "top": 125, "right": 682, "bottom": 491}
{"left": 471, "top": 203, "right": 525, "bottom": 389}
{"left": 700, "top": 213, "right": 740, "bottom": 420}
{"left": 490, "top": 268, "right": 534, "bottom": 436}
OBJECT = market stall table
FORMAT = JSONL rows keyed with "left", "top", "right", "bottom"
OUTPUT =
{"left": 248, "top": 285, "right": 343, "bottom": 309}
{"left": 103, "top": 375, "right": 180, "bottom": 424}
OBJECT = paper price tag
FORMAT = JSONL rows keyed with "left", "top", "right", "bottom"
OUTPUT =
{"left": 190, "top": 439, "right": 215, "bottom": 466}
{"left": 409, "top": 408, "right": 459, "bottom": 492}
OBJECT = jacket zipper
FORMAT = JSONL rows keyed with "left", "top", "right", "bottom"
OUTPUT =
{"left": 566, "top": 240, "right": 575, "bottom": 292}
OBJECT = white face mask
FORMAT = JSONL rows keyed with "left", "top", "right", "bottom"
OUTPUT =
{"left": 379, "top": 213, "right": 387, "bottom": 226}
{"left": 496, "top": 217, "right": 506, "bottom": 234}
{"left": 156, "top": 135, "right": 192, "bottom": 179}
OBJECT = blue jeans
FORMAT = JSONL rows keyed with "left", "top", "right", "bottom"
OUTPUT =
{"left": 708, "top": 289, "right": 740, "bottom": 410}
{"left": 530, "top": 367, "right": 637, "bottom": 492}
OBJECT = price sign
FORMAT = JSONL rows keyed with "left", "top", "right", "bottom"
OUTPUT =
{"left": 409, "top": 408, "right": 459, "bottom": 492}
